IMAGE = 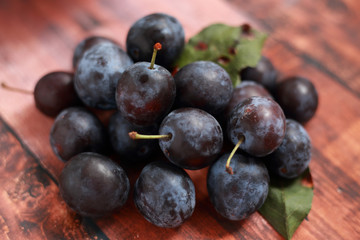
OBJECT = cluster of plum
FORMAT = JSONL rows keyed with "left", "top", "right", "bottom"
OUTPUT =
{"left": 32, "top": 13, "right": 318, "bottom": 227}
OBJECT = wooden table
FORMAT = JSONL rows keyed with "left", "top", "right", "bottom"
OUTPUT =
{"left": 0, "top": 0, "right": 359, "bottom": 239}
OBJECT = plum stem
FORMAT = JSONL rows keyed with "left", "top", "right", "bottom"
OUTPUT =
{"left": 225, "top": 136, "right": 244, "bottom": 174}
{"left": 129, "top": 131, "right": 171, "bottom": 140}
{"left": 1, "top": 82, "right": 33, "bottom": 94}
{"left": 149, "top": 43, "right": 162, "bottom": 69}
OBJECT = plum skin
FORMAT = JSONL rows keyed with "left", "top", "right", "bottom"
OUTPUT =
{"left": 227, "top": 96, "right": 286, "bottom": 157}
{"left": 59, "top": 152, "right": 130, "bottom": 217}
{"left": 74, "top": 42, "right": 133, "bottom": 109}
{"left": 50, "top": 107, "right": 107, "bottom": 161}
{"left": 126, "top": 13, "right": 185, "bottom": 70}
{"left": 264, "top": 119, "right": 312, "bottom": 179}
{"left": 158, "top": 108, "right": 223, "bottom": 170}
{"left": 133, "top": 161, "right": 196, "bottom": 228}
{"left": 116, "top": 62, "right": 176, "bottom": 126}
{"left": 207, "top": 153, "right": 269, "bottom": 220}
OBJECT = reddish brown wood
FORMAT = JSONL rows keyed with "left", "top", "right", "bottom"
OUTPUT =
{"left": 0, "top": 119, "right": 107, "bottom": 239}
{"left": 227, "top": 0, "right": 360, "bottom": 96}
{"left": 0, "top": 0, "right": 359, "bottom": 239}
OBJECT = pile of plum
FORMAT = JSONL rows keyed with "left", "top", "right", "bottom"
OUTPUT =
{"left": 34, "top": 13, "right": 318, "bottom": 227}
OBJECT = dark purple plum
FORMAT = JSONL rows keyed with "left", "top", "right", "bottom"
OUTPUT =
{"left": 116, "top": 61, "right": 176, "bottom": 126}
{"left": 224, "top": 81, "right": 272, "bottom": 119}
{"left": 59, "top": 152, "right": 130, "bottom": 217}
{"left": 174, "top": 61, "right": 233, "bottom": 115}
{"left": 240, "top": 56, "right": 278, "bottom": 92}
{"left": 227, "top": 96, "right": 286, "bottom": 157}
{"left": 126, "top": 13, "right": 184, "bottom": 69}
{"left": 275, "top": 76, "right": 318, "bottom": 123}
{"left": 158, "top": 108, "right": 223, "bottom": 170}
{"left": 207, "top": 153, "right": 269, "bottom": 220}
{"left": 134, "top": 161, "right": 195, "bottom": 228}
{"left": 34, "top": 72, "right": 81, "bottom": 117}
{"left": 264, "top": 119, "right": 311, "bottom": 178}
{"left": 74, "top": 41, "right": 133, "bottom": 109}
{"left": 50, "top": 107, "right": 107, "bottom": 161}
{"left": 72, "top": 36, "right": 117, "bottom": 69}
{"left": 108, "top": 111, "right": 158, "bottom": 162}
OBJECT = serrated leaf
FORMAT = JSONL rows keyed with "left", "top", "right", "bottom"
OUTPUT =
{"left": 259, "top": 169, "right": 314, "bottom": 240}
{"left": 174, "top": 23, "right": 267, "bottom": 86}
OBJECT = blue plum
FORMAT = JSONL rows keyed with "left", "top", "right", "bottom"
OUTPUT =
{"left": 174, "top": 61, "right": 233, "bottom": 115}
{"left": 240, "top": 55, "right": 278, "bottom": 93}
{"left": 275, "top": 76, "right": 318, "bottom": 123}
{"left": 34, "top": 71, "right": 80, "bottom": 117}
{"left": 59, "top": 152, "right": 130, "bottom": 217}
{"left": 72, "top": 36, "right": 117, "bottom": 69}
{"left": 74, "top": 41, "right": 133, "bottom": 109}
{"left": 134, "top": 161, "right": 195, "bottom": 228}
{"left": 227, "top": 96, "right": 286, "bottom": 157}
{"left": 126, "top": 13, "right": 184, "bottom": 70}
{"left": 264, "top": 119, "right": 312, "bottom": 178}
{"left": 50, "top": 107, "right": 107, "bottom": 161}
{"left": 116, "top": 61, "right": 176, "bottom": 126}
{"left": 207, "top": 153, "right": 269, "bottom": 220}
{"left": 159, "top": 108, "right": 223, "bottom": 170}
{"left": 224, "top": 81, "right": 272, "bottom": 120}
{"left": 108, "top": 111, "right": 158, "bottom": 162}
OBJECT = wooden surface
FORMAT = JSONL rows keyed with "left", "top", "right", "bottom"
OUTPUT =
{"left": 0, "top": 0, "right": 359, "bottom": 239}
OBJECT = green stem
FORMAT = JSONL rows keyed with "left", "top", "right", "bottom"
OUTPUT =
{"left": 129, "top": 131, "right": 171, "bottom": 140}
{"left": 149, "top": 43, "right": 162, "bottom": 69}
{"left": 226, "top": 136, "right": 244, "bottom": 174}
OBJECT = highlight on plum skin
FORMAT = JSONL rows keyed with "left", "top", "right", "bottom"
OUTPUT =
{"left": 72, "top": 36, "right": 118, "bottom": 69}
{"left": 74, "top": 41, "right": 133, "bottom": 109}
{"left": 207, "top": 153, "right": 269, "bottom": 221}
{"left": 129, "top": 108, "right": 224, "bottom": 170}
{"left": 224, "top": 81, "right": 272, "bottom": 120}
{"left": 158, "top": 108, "right": 224, "bottom": 170}
{"left": 227, "top": 96, "right": 286, "bottom": 158}
{"left": 116, "top": 42, "right": 176, "bottom": 127}
{"left": 133, "top": 161, "right": 196, "bottom": 228}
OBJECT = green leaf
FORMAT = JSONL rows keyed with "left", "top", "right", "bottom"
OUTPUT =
{"left": 174, "top": 23, "right": 267, "bottom": 86}
{"left": 259, "top": 169, "right": 314, "bottom": 240}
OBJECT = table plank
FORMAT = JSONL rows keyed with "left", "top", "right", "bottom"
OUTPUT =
{"left": 0, "top": 119, "right": 107, "bottom": 239}
{"left": 227, "top": 0, "right": 360, "bottom": 96}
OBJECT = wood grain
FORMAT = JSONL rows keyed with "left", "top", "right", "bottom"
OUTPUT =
{"left": 0, "top": 119, "right": 106, "bottom": 239}
{"left": 0, "top": 0, "right": 359, "bottom": 239}
{"left": 227, "top": 0, "right": 360, "bottom": 97}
